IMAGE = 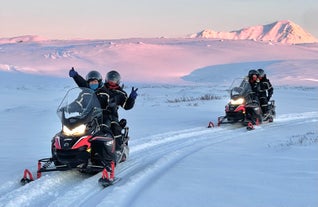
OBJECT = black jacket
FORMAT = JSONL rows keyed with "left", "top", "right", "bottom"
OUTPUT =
{"left": 248, "top": 78, "right": 261, "bottom": 101}
{"left": 96, "top": 83, "right": 135, "bottom": 124}
{"left": 259, "top": 75, "right": 273, "bottom": 100}
{"left": 72, "top": 73, "right": 89, "bottom": 88}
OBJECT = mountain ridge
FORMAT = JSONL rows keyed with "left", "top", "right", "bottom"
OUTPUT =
{"left": 1, "top": 20, "right": 317, "bottom": 44}
{"left": 190, "top": 20, "right": 318, "bottom": 44}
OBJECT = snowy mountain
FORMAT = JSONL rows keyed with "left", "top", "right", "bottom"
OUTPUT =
{"left": 191, "top": 20, "right": 318, "bottom": 44}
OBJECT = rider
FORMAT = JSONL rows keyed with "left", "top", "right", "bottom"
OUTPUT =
{"left": 247, "top": 69, "right": 260, "bottom": 101}
{"left": 94, "top": 70, "right": 138, "bottom": 180}
{"left": 257, "top": 68, "right": 273, "bottom": 118}
{"left": 246, "top": 69, "right": 262, "bottom": 124}
{"left": 69, "top": 67, "right": 103, "bottom": 91}
{"left": 96, "top": 70, "right": 137, "bottom": 148}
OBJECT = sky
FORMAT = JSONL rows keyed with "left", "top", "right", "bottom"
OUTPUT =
{"left": 1, "top": 0, "right": 318, "bottom": 40}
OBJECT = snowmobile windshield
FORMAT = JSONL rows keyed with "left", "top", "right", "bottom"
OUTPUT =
{"left": 230, "top": 78, "right": 252, "bottom": 97}
{"left": 56, "top": 87, "right": 101, "bottom": 120}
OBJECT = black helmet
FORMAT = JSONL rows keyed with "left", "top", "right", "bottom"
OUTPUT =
{"left": 248, "top": 69, "right": 259, "bottom": 77}
{"left": 257, "top": 68, "right": 265, "bottom": 78}
{"left": 86, "top": 70, "right": 103, "bottom": 87}
{"left": 106, "top": 70, "right": 121, "bottom": 85}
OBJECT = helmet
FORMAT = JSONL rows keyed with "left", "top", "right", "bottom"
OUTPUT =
{"left": 106, "top": 70, "right": 121, "bottom": 85}
{"left": 257, "top": 68, "right": 265, "bottom": 78}
{"left": 85, "top": 70, "right": 103, "bottom": 87}
{"left": 248, "top": 69, "right": 259, "bottom": 77}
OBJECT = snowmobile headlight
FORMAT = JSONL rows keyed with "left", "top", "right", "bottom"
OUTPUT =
{"left": 230, "top": 98, "right": 245, "bottom": 105}
{"left": 106, "top": 140, "right": 114, "bottom": 146}
{"left": 63, "top": 124, "right": 86, "bottom": 136}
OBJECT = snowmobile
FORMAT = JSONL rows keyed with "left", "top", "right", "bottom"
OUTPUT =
{"left": 21, "top": 87, "right": 129, "bottom": 187}
{"left": 215, "top": 78, "right": 276, "bottom": 130}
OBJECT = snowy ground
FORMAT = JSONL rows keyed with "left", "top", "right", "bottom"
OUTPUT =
{"left": 0, "top": 72, "right": 317, "bottom": 207}
{"left": 0, "top": 38, "right": 317, "bottom": 207}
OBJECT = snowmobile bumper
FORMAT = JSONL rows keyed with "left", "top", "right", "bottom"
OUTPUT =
{"left": 225, "top": 111, "right": 245, "bottom": 122}
{"left": 217, "top": 112, "right": 245, "bottom": 126}
{"left": 20, "top": 157, "right": 105, "bottom": 185}
{"left": 54, "top": 147, "right": 91, "bottom": 168}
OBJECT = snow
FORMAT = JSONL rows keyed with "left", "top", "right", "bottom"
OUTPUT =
{"left": 0, "top": 37, "right": 317, "bottom": 207}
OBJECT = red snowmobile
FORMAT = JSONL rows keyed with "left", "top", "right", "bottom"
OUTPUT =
{"left": 21, "top": 87, "right": 129, "bottom": 187}
{"left": 215, "top": 78, "right": 275, "bottom": 130}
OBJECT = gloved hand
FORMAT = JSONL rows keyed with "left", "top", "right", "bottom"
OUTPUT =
{"left": 129, "top": 87, "right": 138, "bottom": 99}
{"left": 69, "top": 67, "right": 78, "bottom": 77}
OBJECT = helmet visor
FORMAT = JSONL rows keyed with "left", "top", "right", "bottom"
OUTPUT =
{"left": 106, "top": 71, "right": 120, "bottom": 84}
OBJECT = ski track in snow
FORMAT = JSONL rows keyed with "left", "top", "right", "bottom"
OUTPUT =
{"left": 0, "top": 111, "right": 317, "bottom": 207}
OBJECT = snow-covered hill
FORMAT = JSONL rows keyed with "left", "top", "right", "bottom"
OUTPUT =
{"left": 1, "top": 37, "right": 318, "bottom": 86}
{"left": 191, "top": 20, "right": 318, "bottom": 44}
{"left": 0, "top": 35, "right": 48, "bottom": 44}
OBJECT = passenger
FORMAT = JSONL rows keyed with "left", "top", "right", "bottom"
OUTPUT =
{"left": 257, "top": 68, "right": 274, "bottom": 118}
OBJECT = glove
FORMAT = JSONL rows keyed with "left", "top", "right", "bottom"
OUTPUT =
{"left": 69, "top": 67, "right": 78, "bottom": 77}
{"left": 129, "top": 87, "right": 138, "bottom": 99}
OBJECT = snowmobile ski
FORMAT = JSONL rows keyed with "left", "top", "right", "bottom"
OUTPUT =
{"left": 207, "top": 121, "right": 215, "bottom": 128}
{"left": 246, "top": 122, "right": 254, "bottom": 130}
{"left": 98, "top": 177, "right": 121, "bottom": 187}
{"left": 20, "top": 169, "right": 35, "bottom": 185}
{"left": 98, "top": 162, "right": 120, "bottom": 187}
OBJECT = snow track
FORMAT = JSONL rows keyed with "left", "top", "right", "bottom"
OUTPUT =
{"left": 0, "top": 111, "right": 317, "bottom": 207}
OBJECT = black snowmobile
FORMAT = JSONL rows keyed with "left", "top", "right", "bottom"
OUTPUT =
{"left": 216, "top": 78, "right": 276, "bottom": 130}
{"left": 21, "top": 87, "right": 129, "bottom": 187}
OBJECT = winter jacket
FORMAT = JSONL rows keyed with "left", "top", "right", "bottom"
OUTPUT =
{"left": 96, "top": 83, "right": 135, "bottom": 125}
{"left": 259, "top": 75, "right": 273, "bottom": 101}
{"left": 248, "top": 78, "right": 261, "bottom": 101}
{"left": 72, "top": 73, "right": 89, "bottom": 88}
